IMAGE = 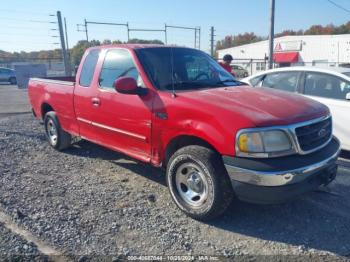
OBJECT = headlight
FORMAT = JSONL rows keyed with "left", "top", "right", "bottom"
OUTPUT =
{"left": 236, "top": 129, "right": 293, "bottom": 157}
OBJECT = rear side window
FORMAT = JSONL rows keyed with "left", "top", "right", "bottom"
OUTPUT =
{"left": 99, "top": 49, "right": 139, "bottom": 89}
{"left": 79, "top": 49, "right": 100, "bottom": 87}
{"left": 262, "top": 71, "right": 299, "bottom": 92}
{"left": 304, "top": 72, "right": 350, "bottom": 100}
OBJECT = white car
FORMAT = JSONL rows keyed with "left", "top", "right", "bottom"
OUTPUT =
{"left": 242, "top": 66, "right": 350, "bottom": 151}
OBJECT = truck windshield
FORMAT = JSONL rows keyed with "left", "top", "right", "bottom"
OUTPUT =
{"left": 135, "top": 47, "right": 242, "bottom": 91}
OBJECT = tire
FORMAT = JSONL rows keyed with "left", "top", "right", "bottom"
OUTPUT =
{"left": 9, "top": 77, "right": 17, "bottom": 85}
{"left": 166, "top": 145, "right": 233, "bottom": 221}
{"left": 44, "top": 111, "right": 71, "bottom": 151}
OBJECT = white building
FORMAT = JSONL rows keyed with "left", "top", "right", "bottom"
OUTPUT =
{"left": 217, "top": 34, "right": 350, "bottom": 75}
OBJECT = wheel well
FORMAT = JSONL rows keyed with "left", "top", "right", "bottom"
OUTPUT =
{"left": 164, "top": 135, "right": 218, "bottom": 167}
{"left": 41, "top": 103, "right": 54, "bottom": 119}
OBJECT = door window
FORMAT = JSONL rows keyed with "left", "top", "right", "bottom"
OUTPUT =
{"left": 79, "top": 49, "right": 100, "bottom": 87}
{"left": 99, "top": 49, "right": 142, "bottom": 89}
{"left": 304, "top": 72, "right": 349, "bottom": 100}
{"left": 249, "top": 75, "right": 265, "bottom": 86}
{"left": 262, "top": 71, "right": 299, "bottom": 92}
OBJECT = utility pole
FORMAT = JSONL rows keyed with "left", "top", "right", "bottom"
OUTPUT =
{"left": 64, "top": 17, "right": 70, "bottom": 61}
{"left": 84, "top": 19, "right": 89, "bottom": 42}
{"left": 198, "top": 27, "right": 201, "bottom": 50}
{"left": 77, "top": 21, "right": 88, "bottom": 42}
{"left": 268, "top": 0, "right": 275, "bottom": 69}
{"left": 57, "top": 11, "right": 71, "bottom": 76}
{"left": 194, "top": 29, "right": 197, "bottom": 49}
{"left": 127, "top": 22, "right": 130, "bottom": 42}
{"left": 210, "top": 26, "right": 215, "bottom": 57}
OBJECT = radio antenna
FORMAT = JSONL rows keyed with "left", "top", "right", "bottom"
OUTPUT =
{"left": 170, "top": 47, "right": 176, "bottom": 98}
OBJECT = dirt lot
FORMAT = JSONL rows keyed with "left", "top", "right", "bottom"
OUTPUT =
{"left": 0, "top": 85, "right": 350, "bottom": 261}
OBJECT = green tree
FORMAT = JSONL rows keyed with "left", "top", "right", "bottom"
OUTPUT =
{"left": 69, "top": 40, "right": 101, "bottom": 66}
{"left": 216, "top": 32, "right": 265, "bottom": 51}
{"left": 127, "top": 38, "right": 164, "bottom": 44}
{"left": 102, "top": 39, "right": 112, "bottom": 45}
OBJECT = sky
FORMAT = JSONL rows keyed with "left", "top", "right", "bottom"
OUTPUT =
{"left": 0, "top": 0, "right": 350, "bottom": 53}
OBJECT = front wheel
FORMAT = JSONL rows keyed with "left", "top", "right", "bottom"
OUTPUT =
{"left": 166, "top": 145, "right": 233, "bottom": 221}
{"left": 44, "top": 112, "right": 71, "bottom": 151}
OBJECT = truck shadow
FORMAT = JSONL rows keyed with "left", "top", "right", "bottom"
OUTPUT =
{"left": 65, "top": 139, "right": 166, "bottom": 186}
{"left": 65, "top": 140, "right": 350, "bottom": 257}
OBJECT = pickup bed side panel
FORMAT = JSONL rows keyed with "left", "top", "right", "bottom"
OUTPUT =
{"left": 28, "top": 79, "right": 80, "bottom": 136}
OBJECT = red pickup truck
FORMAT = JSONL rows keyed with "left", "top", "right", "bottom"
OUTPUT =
{"left": 28, "top": 44, "right": 340, "bottom": 220}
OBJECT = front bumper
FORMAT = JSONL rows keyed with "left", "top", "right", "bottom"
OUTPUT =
{"left": 223, "top": 137, "right": 340, "bottom": 204}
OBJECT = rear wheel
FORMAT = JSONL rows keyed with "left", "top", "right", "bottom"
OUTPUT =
{"left": 166, "top": 145, "right": 233, "bottom": 221}
{"left": 9, "top": 77, "right": 16, "bottom": 85}
{"left": 44, "top": 112, "right": 71, "bottom": 151}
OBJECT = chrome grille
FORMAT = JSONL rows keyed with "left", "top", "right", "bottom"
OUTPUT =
{"left": 295, "top": 117, "right": 332, "bottom": 152}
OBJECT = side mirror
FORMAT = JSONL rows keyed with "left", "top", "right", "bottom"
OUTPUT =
{"left": 346, "top": 92, "right": 350, "bottom": 100}
{"left": 114, "top": 77, "right": 139, "bottom": 95}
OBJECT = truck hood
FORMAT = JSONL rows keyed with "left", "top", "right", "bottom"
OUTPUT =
{"left": 179, "top": 86, "right": 329, "bottom": 127}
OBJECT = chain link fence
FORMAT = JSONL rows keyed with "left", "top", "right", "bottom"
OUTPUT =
{"left": 0, "top": 58, "right": 65, "bottom": 77}
{"left": 217, "top": 58, "right": 350, "bottom": 79}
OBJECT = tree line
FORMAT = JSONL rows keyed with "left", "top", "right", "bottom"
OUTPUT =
{"left": 1, "top": 21, "right": 350, "bottom": 64}
{"left": 0, "top": 38, "right": 163, "bottom": 66}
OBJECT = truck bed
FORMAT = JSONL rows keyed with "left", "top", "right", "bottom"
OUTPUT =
{"left": 28, "top": 76, "right": 79, "bottom": 136}
{"left": 30, "top": 76, "right": 75, "bottom": 85}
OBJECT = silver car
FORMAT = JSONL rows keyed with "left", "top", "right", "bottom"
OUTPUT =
{"left": 242, "top": 66, "right": 350, "bottom": 151}
{"left": 0, "top": 67, "right": 17, "bottom": 85}
{"left": 231, "top": 64, "right": 249, "bottom": 78}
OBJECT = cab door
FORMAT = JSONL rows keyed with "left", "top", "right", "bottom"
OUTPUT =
{"left": 93, "top": 48, "right": 153, "bottom": 162}
{"left": 74, "top": 48, "right": 101, "bottom": 141}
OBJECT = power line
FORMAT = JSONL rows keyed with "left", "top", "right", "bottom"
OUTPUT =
{"left": 0, "top": 25, "right": 52, "bottom": 31}
{"left": 0, "top": 17, "right": 56, "bottom": 24}
{"left": 0, "top": 9, "right": 51, "bottom": 16}
{"left": 326, "top": 0, "right": 350, "bottom": 14}
{"left": 0, "top": 32, "right": 53, "bottom": 37}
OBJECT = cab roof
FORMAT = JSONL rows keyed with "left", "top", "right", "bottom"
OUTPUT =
{"left": 88, "top": 44, "right": 192, "bottom": 51}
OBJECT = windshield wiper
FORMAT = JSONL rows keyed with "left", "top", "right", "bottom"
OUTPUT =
{"left": 164, "top": 81, "right": 207, "bottom": 90}
{"left": 216, "top": 79, "right": 245, "bottom": 86}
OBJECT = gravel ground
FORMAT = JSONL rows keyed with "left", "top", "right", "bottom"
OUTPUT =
{"left": 0, "top": 222, "right": 44, "bottom": 261}
{"left": 0, "top": 113, "right": 350, "bottom": 261}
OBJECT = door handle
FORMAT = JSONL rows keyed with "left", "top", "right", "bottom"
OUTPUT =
{"left": 91, "top": 97, "right": 100, "bottom": 107}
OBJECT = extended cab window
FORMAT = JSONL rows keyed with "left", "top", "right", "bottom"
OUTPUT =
{"left": 99, "top": 49, "right": 141, "bottom": 89}
{"left": 262, "top": 71, "right": 299, "bottom": 92}
{"left": 79, "top": 49, "right": 100, "bottom": 87}
{"left": 304, "top": 72, "right": 349, "bottom": 100}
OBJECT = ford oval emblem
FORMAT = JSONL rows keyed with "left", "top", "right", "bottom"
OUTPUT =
{"left": 318, "top": 128, "right": 327, "bottom": 138}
